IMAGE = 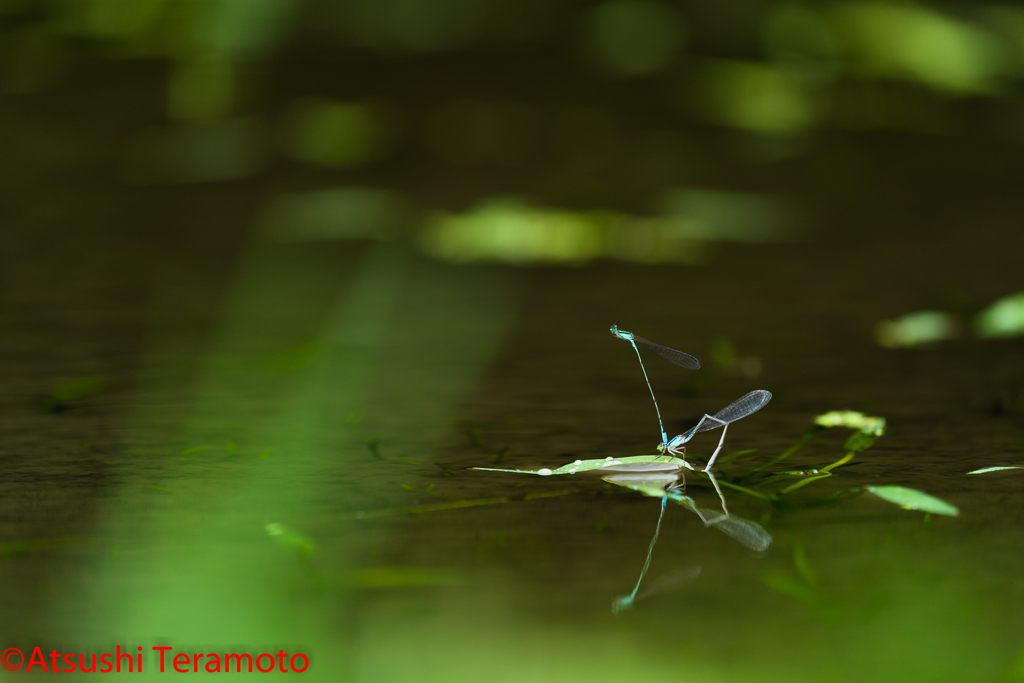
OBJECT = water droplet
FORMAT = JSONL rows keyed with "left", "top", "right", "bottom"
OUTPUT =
{"left": 605, "top": 457, "right": 613, "bottom": 461}
{"left": 569, "top": 469, "right": 577, "bottom": 474}
{"left": 538, "top": 468, "right": 553, "bottom": 476}
{"left": 574, "top": 460, "right": 582, "bottom": 465}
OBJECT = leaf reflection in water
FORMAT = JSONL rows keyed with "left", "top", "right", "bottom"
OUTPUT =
{"left": 605, "top": 465, "right": 770, "bottom": 614}
{"left": 603, "top": 465, "right": 774, "bottom": 554}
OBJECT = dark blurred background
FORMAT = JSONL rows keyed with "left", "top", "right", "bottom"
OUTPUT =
{"left": 6, "top": 0, "right": 1024, "bottom": 251}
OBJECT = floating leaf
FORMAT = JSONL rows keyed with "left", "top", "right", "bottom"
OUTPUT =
{"left": 866, "top": 485, "right": 959, "bottom": 516}
{"left": 875, "top": 310, "right": 958, "bottom": 348}
{"left": 814, "top": 411, "right": 886, "bottom": 436}
{"left": 474, "top": 454, "right": 690, "bottom": 476}
{"left": 967, "top": 466, "right": 1024, "bottom": 475}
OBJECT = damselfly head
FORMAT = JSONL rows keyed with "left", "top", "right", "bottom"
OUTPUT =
{"left": 610, "top": 324, "right": 632, "bottom": 341}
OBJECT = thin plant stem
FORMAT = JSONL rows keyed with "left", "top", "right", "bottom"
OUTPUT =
{"left": 748, "top": 425, "right": 826, "bottom": 475}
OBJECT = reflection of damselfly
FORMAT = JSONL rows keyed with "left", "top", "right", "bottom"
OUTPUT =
{"left": 610, "top": 325, "right": 771, "bottom": 471}
{"left": 606, "top": 467, "right": 771, "bottom": 614}
{"left": 604, "top": 467, "right": 772, "bottom": 553}
{"left": 667, "top": 470, "right": 772, "bottom": 552}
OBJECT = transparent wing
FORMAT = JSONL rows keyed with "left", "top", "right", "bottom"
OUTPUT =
{"left": 713, "top": 389, "right": 771, "bottom": 424}
{"left": 688, "top": 390, "right": 772, "bottom": 436}
{"left": 634, "top": 335, "right": 701, "bottom": 370}
{"left": 674, "top": 390, "right": 772, "bottom": 442}
{"left": 683, "top": 500, "right": 774, "bottom": 552}
{"left": 634, "top": 565, "right": 701, "bottom": 600}
{"left": 709, "top": 515, "right": 773, "bottom": 552}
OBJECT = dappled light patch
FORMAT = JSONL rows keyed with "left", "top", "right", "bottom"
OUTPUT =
{"left": 813, "top": 410, "right": 885, "bottom": 436}
{"left": 976, "top": 292, "right": 1024, "bottom": 338}
{"left": 419, "top": 200, "right": 606, "bottom": 264}
{"left": 419, "top": 192, "right": 801, "bottom": 265}
{"left": 875, "top": 310, "right": 959, "bottom": 347}
{"left": 836, "top": 3, "right": 1003, "bottom": 95}
{"left": 695, "top": 60, "right": 818, "bottom": 135}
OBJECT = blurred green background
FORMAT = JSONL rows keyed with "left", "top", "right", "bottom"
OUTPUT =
{"left": 4, "top": 1, "right": 1024, "bottom": 681}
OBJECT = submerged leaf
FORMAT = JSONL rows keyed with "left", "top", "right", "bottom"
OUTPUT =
{"left": 967, "top": 466, "right": 1024, "bottom": 475}
{"left": 474, "top": 454, "right": 690, "bottom": 476}
{"left": 866, "top": 486, "right": 959, "bottom": 516}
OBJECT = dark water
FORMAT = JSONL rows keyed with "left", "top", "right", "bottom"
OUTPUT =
{"left": 4, "top": 182, "right": 1024, "bottom": 682}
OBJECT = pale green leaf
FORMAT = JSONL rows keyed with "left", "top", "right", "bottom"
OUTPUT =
{"left": 814, "top": 410, "right": 886, "bottom": 436}
{"left": 866, "top": 485, "right": 959, "bottom": 516}
{"left": 966, "top": 466, "right": 1024, "bottom": 475}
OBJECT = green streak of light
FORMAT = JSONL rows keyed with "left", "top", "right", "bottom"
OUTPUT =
{"left": 56, "top": 241, "right": 520, "bottom": 680}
